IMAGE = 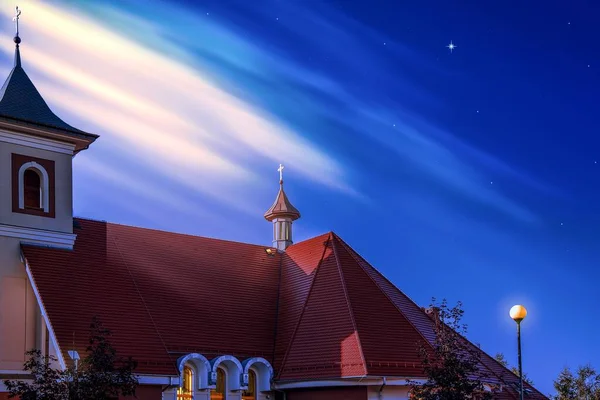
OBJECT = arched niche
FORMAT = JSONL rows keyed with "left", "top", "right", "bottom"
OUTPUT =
{"left": 210, "top": 355, "right": 243, "bottom": 391}
{"left": 242, "top": 357, "right": 273, "bottom": 392}
{"left": 178, "top": 353, "right": 211, "bottom": 390}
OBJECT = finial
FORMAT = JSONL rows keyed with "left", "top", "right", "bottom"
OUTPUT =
{"left": 13, "top": 6, "right": 21, "bottom": 43}
{"left": 12, "top": 6, "right": 21, "bottom": 67}
{"left": 278, "top": 163, "right": 284, "bottom": 185}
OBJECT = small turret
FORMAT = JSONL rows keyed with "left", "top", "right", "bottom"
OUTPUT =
{"left": 264, "top": 164, "right": 300, "bottom": 251}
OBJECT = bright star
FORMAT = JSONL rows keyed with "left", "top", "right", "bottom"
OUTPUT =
{"left": 446, "top": 41, "right": 457, "bottom": 53}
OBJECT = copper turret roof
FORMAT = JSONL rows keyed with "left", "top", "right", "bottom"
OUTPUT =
{"left": 264, "top": 181, "right": 301, "bottom": 221}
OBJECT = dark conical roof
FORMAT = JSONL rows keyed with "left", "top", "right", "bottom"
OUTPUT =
{"left": 0, "top": 45, "right": 85, "bottom": 135}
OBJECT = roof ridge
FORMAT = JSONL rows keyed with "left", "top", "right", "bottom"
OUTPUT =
{"left": 286, "top": 231, "right": 332, "bottom": 247}
{"left": 108, "top": 224, "right": 175, "bottom": 374}
{"left": 276, "top": 233, "right": 332, "bottom": 379}
{"left": 333, "top": 234, "right": 435, "bottom": 353}
{"left": 330, "top": 235, "right": 368, "bottom": 376}
{"left": 74, "top": 217, "right": 276, "bottom": 251}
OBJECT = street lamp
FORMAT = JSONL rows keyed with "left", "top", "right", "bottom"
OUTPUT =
{"left": 510, "top": 305, "right": 527, "bottom": 400}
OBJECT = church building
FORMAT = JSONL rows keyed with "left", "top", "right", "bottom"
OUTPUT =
{"left": 0, "top": 14, "right": 547, "bottom": 400}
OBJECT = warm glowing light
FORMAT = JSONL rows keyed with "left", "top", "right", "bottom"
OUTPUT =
{"left": 509, "top": 305, "right": 527, "bottom": 322}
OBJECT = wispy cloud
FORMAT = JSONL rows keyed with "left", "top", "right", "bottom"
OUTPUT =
{"left": 188, "top": 0, "right": 544, "bottom": 223}
{"left": 0, "top": 2, "right": 351, "bottom": 218}
{"left": 0, "top": 0, "right": 546, "bottom": 226}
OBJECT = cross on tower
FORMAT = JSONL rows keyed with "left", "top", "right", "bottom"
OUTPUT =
{"left": 13, "top": 6, "right": 21, "bottom": 38}
{"left": 278, "top": 164, "right": 284, "bottom": 183}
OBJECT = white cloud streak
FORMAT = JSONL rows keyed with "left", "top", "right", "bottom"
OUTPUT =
{"left": 0, "top": 2, "right": 350, "bottom": 216}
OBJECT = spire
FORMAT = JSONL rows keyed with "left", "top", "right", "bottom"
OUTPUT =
{"left": 264, "top": 164, "right": 300, "bottom": 251}
{"left": 0, "top": 6, "right": 90, "bottom": 136}
{"left": 13, "top": 6, "right": 21, "bottom": 67}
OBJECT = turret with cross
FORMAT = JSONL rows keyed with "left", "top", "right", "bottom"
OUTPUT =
{"left": 264, "top": 164, "right": 301, "bottom": 251}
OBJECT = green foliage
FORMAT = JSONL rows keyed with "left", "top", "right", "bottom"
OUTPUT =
{"left": 4, "top": 316, "right": 138, "bottom": 400}
{"left": 552, "top": 365, "right": 600, "bottom": 400}
{"left": 493, "top": 352, "right": 534, "bottom": 386}
{"left": 3, "top": 350, "right": 68, "bottom": 400}
{"left": 409, "top": 298, "right": 494, "bottom": 400}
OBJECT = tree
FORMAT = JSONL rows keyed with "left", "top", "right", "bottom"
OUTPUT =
{"left": 409, "top": 298, "right": 494, "bottom": 400}
{"left": 4, "top": 316, "right": 138, "bottom": 399}
{"left": 494, "top": 353, "right": 534, "bottom": 386}
{"left": 3, "top": 350, "right": 68, "bottom": 400}
{"left": 552, "top": 365, "right": 600, "bottom": 400}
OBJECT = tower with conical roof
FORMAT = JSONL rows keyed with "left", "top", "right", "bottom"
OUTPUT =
{"left": 0, "top": 6, "right": 97, "bottom": 242}
{"left": 264, "top": 164, "right": 300, "bottom": 251}
{"left": 0, "top": 8, "right": 97, "bottom": 372}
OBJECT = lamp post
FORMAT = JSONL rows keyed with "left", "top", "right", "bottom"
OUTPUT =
{"left": 509, "top": 305, "right": 527, "bottom": 400}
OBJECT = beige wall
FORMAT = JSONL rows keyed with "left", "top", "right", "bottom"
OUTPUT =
{"left": 0, "top": 134, "right": 73, "bottom": 372}
{"left": 0, "top": 140, "right": 73, "bottom": 234}
{"left": 0, "top": 237, "right": 37, "bottom": 370}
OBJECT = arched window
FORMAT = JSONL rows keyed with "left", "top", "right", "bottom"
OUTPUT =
{"left": 241, "top": 369, "right": 257, "bottom": 400}
{"left": 210, "top": 368, "right": 226, "bottom": 400}
{"left": 177, "top": 366, "right": 194, "bottom": 399}
{"left": 23, "top": 168, "right": 42, "bottom": 209}
{"left": 15, "top": 159, "right": 52, "bottom": 215}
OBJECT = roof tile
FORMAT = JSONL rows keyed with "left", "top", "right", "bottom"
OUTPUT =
{"left": 20, "top": 220, "right": 548, "bottom": 398}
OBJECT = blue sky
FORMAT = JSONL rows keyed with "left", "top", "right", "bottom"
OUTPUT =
{"left": 2, "top": 0, "right": 598, "bottom": 395}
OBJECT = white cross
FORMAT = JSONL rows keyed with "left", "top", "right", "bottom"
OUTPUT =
{"left": 13, "top": 6, "right": 21, "bottom": 37}
{"left": 278, "top": 164, "right": 284, "bottom": 182}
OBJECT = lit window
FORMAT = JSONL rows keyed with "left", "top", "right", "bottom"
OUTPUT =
{"left": 24, "top": 168, "right": 42, "bottom": 209}
{"left": 177, "top": 366, "right": 194, "bottom": 399}
{"left": 210, "top": 368, "right": 226, "bottom": 400}
{"left": 242, "top": 369, "right": 257, "bottom": 400}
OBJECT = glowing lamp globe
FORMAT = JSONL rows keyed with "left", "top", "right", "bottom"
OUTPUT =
{"left": 510, "top": 305, "right": 527, "bottom": 322}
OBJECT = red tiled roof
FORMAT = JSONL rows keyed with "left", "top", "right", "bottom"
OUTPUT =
{"left": 21, "top": 219, "right": 548, "bottom": 399}
{"left": 22, "top": 218, "right": 281, "bottom": 375}
{"left": 272, "top": 233, "right": 329, "bottom": 373}
{"left": 276, "top": 234, "right": 430, "bottom": 380}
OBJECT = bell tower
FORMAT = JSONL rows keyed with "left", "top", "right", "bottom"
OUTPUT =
{"left": 0, "top": 7, "right": 97, "bottom": 372}
{"left": 264, "top": 164, "right": 300, "bottom": 251}
{"left": 0, "top": 6, "right": 97, "bottom": 247}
